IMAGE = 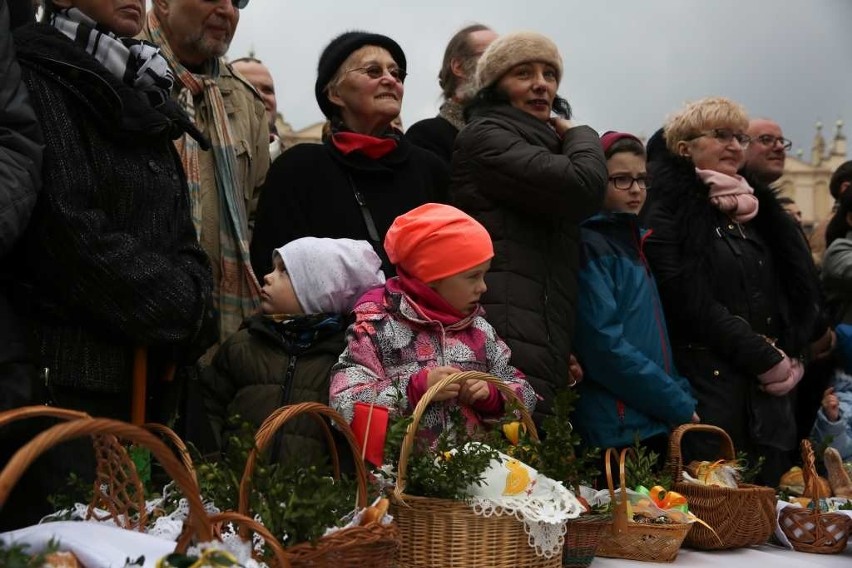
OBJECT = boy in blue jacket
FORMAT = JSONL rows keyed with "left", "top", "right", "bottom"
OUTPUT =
{"left": 572, "top": 132, "right": 697, "bottom": 462}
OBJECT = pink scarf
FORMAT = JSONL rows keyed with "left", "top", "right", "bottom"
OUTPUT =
{"left": 696, "top": 168, "right": 759, "bottom": 223}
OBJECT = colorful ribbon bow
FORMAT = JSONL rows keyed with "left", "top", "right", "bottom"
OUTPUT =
{"left": 636, "top": 484, "right": 689, "bottom": 513}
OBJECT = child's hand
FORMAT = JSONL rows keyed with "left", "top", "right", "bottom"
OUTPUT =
{"left": 427, "top": 366, "right": 462, "bottom": 401}
{"left": 822, "top": 387, "right": 841, "bottom": 422}
{"left": 691, "top": 412, "right": 701, "bottom": 423}
{"left": 459, "top": 379, "right": 490, "bottom": 405}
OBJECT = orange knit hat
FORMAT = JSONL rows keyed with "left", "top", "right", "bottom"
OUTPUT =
{"left": 384, "top": 203, "right": 494, "bottom": 283}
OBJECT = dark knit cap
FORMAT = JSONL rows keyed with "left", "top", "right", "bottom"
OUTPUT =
{"left": 830, "top": 160, "right": 852, "bottom": 200}
{"left": 314, "top": 31, "right": 407, "bottom": 119}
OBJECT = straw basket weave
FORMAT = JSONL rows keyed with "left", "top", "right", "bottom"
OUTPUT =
{"left": 562, "top": 514, "right": 609, "bottom": 568}
{"left": 392, "top": 371, "right": 562, "bottom": 568}
{"left": 595, "top": 448, "right": 691, "bottom": 563}
{"left": 238, "top": 402, "right": 398, "bottom": 568}
{"left": 779, "top": 439, "right": 851, "bottom": 554}
{"left": 666, "top": 424, "right": 776, "bottom": 549}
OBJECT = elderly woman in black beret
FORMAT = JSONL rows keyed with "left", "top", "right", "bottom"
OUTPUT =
{"left": 250, "top": 31, "right": 449, "bottom": 278}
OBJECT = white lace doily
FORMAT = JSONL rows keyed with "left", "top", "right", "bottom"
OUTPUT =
{"left": 458, "top": 444, "right": 583, "bottom": 557}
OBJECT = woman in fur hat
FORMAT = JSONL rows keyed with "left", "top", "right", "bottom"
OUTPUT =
{"left": 250, "top": 31, "right": 449, "bottom": 280}
{"left": 642, "top": 97, "right": 822, "bottom": 486}
{"left": 449, "top": 31, "right": 607, "bottom": 426}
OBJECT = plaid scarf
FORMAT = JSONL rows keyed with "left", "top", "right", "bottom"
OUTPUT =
{"left": 144, "top": 10, "right": 260, "bottom": 341}
{"left": 266, "top": 313, "right": 345, "bottom": 355}
{"left": 50, "top": 8, "right": 173, "bottom": 108}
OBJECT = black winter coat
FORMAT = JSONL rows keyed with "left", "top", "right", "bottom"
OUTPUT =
{"left": 202, "top": 314, "right": 346, "bottom": 468}
{"left": 643, "top": 154, "right": 821, "bottom": 465}
{"left": 12, "top": 24, "right": 215, "bottom": 400}
{"left": 405, "top": 116, "right": 457, "bottom": 167}
{"left": 0, "top": 0, "right": 42, "bottom": 410}
{"left": 450, "top": 104, "right": 607, "bottom": 423}
{"left": 250, "top": 136, "right": 449, "bottom": 279}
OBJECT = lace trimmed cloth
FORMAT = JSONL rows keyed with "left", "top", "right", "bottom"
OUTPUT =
{"left": 460, "top": 444, "right": 584, "bottom": 557}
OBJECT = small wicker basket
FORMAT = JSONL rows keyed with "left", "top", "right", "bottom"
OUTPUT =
{"left": 666, "top": 424, "right": 776, "bottom": 549}
{"left": 595, "top": 447, "right": 692, "bottom": 563}
{"left": 562, "top": 514, "right": 609, "bottom": 568}
{"left": 779, "top": 439, "right": 852, "bottom": 554}
{"left": 238, "top": 402, "right": 398, "bottom": 568}
{"left": 392, "top": 371, "right": 562, "bottom": 568}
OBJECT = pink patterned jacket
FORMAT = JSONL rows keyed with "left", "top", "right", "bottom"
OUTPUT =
{"left": 329, "top": 286, "right": 537, "bottom": 433}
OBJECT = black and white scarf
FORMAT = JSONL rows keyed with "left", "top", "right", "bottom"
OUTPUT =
{"left": 50, "top": 7, "right": 174, "bottom": 107}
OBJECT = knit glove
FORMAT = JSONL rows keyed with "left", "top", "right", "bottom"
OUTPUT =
{"left": 757, "top": 355, "right": 791, "bottom": 385}
{"left": 762, "top": 359, "right": 804, "bottom": 397}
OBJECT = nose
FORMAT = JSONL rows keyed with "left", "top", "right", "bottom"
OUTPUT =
{"left": 214, "top": 0, "right": 237, "bottom": 17}
{"left": 262, "top": 272, "right": 273, "bottom": 286}
{"left": 477, "top": 277, "right": 488, "bottom": 295}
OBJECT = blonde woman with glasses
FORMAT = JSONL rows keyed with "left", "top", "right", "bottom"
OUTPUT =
{"left": 642, "top": 96, "right": 822, "bottom": 486}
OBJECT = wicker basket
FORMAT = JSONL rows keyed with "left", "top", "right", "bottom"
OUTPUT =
{"left": 562, "top": 514, "right": 609, "bottom": 568}
{"left": 666, "top": 424, "right": 776, "bottom": 549}
{"left": 392, "top": 370, "right": 562, "bottom": 568}
{"left": 238, "top": 402, "right": 398, "bottom": 568}
{"left": 595, "top": 448, "right": 691, "bottom": 563}
{"left": 779, "top": 439, "right": 852, "bottom": 554}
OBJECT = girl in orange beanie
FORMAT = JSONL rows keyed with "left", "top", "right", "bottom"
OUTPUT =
{"left": 330, "top": 203, "right": 537, "bottom": 454}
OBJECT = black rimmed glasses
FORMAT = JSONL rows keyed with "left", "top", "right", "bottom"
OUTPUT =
{"left": 345, "top": 64, "right": 407, "bottom": 83}
{"left": 689, "top": 128, "right": 751, "bottom": 148}
{"left": 608, "top": 175, "right": 649, "bottom": 191}
{"left": 753, "top": 134, "right": 793, "bottom": 151}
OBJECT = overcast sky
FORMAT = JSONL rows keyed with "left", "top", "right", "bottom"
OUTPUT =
{"left": 229, "top": 0, "right": 851, "bottom": 160}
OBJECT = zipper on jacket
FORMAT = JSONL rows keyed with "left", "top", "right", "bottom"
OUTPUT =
{"left": 281, "top": 356, "right": 298, "bottom": 405}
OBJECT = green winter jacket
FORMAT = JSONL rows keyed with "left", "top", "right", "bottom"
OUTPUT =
{"left": 201, "top": 314, "right": 346, "bottom": 468}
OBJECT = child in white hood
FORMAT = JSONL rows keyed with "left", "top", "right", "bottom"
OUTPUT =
{"left": 201, "top": 237, "right": 385, "bottom": 467}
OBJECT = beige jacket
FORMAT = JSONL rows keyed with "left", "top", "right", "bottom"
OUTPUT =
{"left": 140, "top": 25, "right": 270, "bottom": 344}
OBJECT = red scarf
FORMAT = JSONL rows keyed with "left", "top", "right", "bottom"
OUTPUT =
{"left": 332, "top": 131, "right": 398, "bottom": 159}
{"left": 387, "top": 270, "right": 469, "bottom": 325}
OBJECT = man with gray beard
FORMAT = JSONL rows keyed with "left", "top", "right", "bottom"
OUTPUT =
{"left": 141, "top": 0, "right": 270, "bottom": 347}
{"left": 406, "top": 24, "right": 496, "bottom": 166}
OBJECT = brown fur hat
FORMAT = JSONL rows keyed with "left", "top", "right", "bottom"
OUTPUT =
{"left": 475, "top": 31, "right": 563, "bottom": 91}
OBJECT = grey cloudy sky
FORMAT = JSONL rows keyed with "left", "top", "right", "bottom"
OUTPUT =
{"left": 229, "top": 0, "right": 851, "bottom": 159}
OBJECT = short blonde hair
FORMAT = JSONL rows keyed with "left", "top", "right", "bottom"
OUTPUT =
{"left": 664, "top": 97, "right": 749, "bottom": 153}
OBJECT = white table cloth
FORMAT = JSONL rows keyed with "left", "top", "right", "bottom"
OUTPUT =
{"left": 0, "top": 521, "right": 175, "bottom": 567}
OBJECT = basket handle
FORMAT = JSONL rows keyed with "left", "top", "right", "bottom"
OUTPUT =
{"left": 800, "top": 439, "right": 827, "bottom": 504}
{"left": 174, "top": 511, "right": 291, "bottom": 567}
{"left": 238, "top": 402, "right": 369, "bottom": 517}
{"left": 143, "top": 422, "right": 196, "bottom": 482}
{"left": 394, "top": 370, "right": 538, "bottom": 498}
{"left": 666, "top": 424, "right": 736, "bottom": 483}
{"left": 0, "top": 405, "right": 90, "bottom": 429}
{"left": 0, "top": 418, "right": 213, "bottom": 544}
{"left": 604, "top": 447, "right": 635, "bottom": 535}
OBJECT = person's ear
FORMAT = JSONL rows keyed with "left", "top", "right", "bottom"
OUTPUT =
{"left": 450, "top": 57, "right": 466, "bottom": 79}
{"left": 151, "top": 0, "right": 170, "bottom": 17}
{"left": 676, "top": 140, "right": 691, "bottom": 158}
{"left": 326, "top": 83, "right": 344, "bottom": 108}
{"left": 841, "top": 180, "right": 851, "bottom": 197}
{"left": 845, "top": 210, "right": 852, "bottom": 227}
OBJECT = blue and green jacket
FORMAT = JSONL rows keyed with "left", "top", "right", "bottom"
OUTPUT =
{"left": 572, "top": 212, "right": 695, "bottom": 449}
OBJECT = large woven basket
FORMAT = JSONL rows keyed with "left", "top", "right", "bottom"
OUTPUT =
{"left": 595, "top": 447, "right": 691, "bottom": 563}
{"left": 779, "top": 439, "right": 851, "bottom": 554}
{"left": 392, "top": 371, "right": 562, "bottom": 568}
{"left": 238, "top": 402, "right": 398, "bottom": 568}
{"left": 666, "top": 424, "right": 776, "bottom": 549}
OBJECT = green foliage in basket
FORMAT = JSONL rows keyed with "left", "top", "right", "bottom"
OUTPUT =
{"left": 487, "top": 389, "right": 600, "bottom": 490}
{"left": 734, "top": 450, "right": 764, "bottom": 484}
{"left": 0, "top": 538, "right": 58, "bottom": 568}
{"left": 384, "top": 406, "right": 499, "bottom": 500}
{"left": 624, "top": 436, "right": 672, "bottom": 490}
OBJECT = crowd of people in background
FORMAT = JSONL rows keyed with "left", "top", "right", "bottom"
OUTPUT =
{"left": 2, "top": 0, "right": 852, "bottom": 528}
